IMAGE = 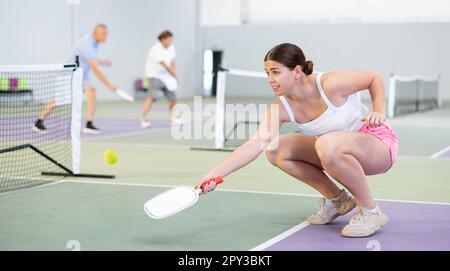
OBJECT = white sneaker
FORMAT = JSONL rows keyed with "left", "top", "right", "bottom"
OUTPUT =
{"left": 82, "top": 127, "right": 102, "bottom": 135}
{"left": 32, "top": 121, "right": 47, "bottom": 134}
{"left": 140, "top": 117, "right": 151, "bottom": 129}
{"left": 341, "top": 205, "right": 389, "bottom": 238}
{"left": 307, "top": 189, "right": 356, "bottom": 225}
{"left": 82, "top": 123, "right": 102, "bottom": 135}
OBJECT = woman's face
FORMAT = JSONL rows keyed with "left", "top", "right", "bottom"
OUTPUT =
{"left": 264, "top": 60, "right": 297, "bottom": 96}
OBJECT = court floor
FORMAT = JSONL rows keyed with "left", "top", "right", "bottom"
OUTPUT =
{"left": 1, "top": 100, "right": 450, "bottom": 251}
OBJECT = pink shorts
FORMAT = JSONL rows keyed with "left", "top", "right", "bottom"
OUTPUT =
{"left": 358, "top": 122, "right": 398, "bottom": 166}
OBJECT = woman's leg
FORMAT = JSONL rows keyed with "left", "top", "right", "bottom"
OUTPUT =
{"left": 315, "top": 131, "right": 393, "bottom": 237}
{"left": 265, "top": 133, "right": 342, "bottom": 199}
{"left": 266, "top": 133, "right": 357, "bottom": 224}
{"left": 315, "top": 131, "right": 392, "bottom": 209}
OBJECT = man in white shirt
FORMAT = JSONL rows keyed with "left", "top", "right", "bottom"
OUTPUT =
{"left": 141, "top": 30, "right": 181, "bottom": 128}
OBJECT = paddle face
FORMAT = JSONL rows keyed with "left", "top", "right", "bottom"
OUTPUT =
{"left": 144, "top": 186, "right": 199, "bottom": 219}
{"left": 162, "top": 74, "right": 178, "bottom": 91}
{"left": 116, "top": 88, "right": 135, "bottom": 101}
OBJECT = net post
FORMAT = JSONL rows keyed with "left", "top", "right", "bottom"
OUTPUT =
{"left": 387, "top": 74, "right": 396, "bottom": 118}
{"left": 214, "top": 69, "right": 227, "bottom": 149}
{"left": 415, "top": 78, "right": 420, "bottom": 113}
{"left": 71, "top": 68, "right": 83, "bottom": 173}
{"left": 437, "top": 74, "right": 442, "bottom": 107}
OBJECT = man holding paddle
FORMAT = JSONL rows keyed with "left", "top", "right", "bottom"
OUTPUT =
{"left": 140, "top": 30, "right": 181, "bottom": 129}
{"left": 33, "top": 23, "right": 119, "bottom": 135}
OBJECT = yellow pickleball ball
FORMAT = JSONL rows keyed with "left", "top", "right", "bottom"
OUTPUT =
{"left": 103, "top": 149, "right": 118, "bottom": 165}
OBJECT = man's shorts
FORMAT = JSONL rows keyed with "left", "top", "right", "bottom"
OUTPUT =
{"left": 147, "top": 77, "right": 176, "bottom": 101}
{"left": 83, "top": 76, "right": 94, "bottom": 89}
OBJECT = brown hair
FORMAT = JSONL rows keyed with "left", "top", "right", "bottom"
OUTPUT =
{"left": 158, "top": 30, "right": 173, "bottom": 41}
{"left": 264, "top": 43, "right": 313, "bottom": 75}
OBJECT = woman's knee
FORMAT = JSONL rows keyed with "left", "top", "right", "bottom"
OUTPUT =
{"left": 265, "top": 136, "right": 286, "bottom": 165}
{"left": 265, "top": 146, "right": 297, "bottom": 167}
{"left": 315, "top": 134, "right": 342, "bottom": 168}
{"left": 265, "top": 149, "right": 279, "bottom": 165}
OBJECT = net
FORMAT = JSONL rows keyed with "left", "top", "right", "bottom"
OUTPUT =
{"left": 0, "top": 63, "right": 82, "bottom": 193}
{"left": 213, "top": 68, "right": 272, "bottom": 150}
{"left": 388, "top": 74, "right": 441, "bottom": 118}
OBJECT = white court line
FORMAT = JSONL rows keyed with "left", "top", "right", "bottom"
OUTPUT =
{"left": 5, "top": 178, "right": 449, "bottom": 207}
{"left": 64, "top": 179, "right": 450, "bottom": 206}
{"left": 218, "top": 188, "right": 321, "bottom": 198}
{"left": 249, "top": 221, "right": 310, "bottom": 251}
{"left": 430, "top": 144, "right": 450, "bottom": 159}
{"left": 83, "top": 127, "right": 170, "bottom": 141}
{"left": 64, "top": 179, "right": 175, "bottom": 189}
{"left": 374, "top": 197, "right": 450, "bottom": 206}
{"left": 65, "top": 180, "right": 321, "bottom": 198}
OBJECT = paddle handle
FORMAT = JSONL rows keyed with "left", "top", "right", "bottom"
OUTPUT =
{"left": 195, "top": 176, "right": 223, "bottom": 192}
{"left": 116, "top": 88, "right": 135, "bottom": 101}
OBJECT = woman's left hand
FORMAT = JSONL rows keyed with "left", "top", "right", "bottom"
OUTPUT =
{"left": 361, "top": 112, "right": 386, "bottom": 128}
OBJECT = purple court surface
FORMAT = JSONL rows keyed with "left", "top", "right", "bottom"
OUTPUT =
{"left": 0, "top": 116, "right": 170, "bottom": 141}
{"left": 265, "top": 200, "right": 450, "bottom": 251}
{"left": 1, "top": 115, "right": 71, "bottom": 141}
{"left": 437, "top": 148, "right": 450, "bottom": 158}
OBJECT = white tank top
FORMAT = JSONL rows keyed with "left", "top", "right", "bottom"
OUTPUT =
{"left": 279, "top": 72, "right": 369, "bottom": 136}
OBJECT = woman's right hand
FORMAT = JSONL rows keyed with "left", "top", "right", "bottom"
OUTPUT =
{"left": 196, "top": 175, "right": 223, "bottom": 195}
